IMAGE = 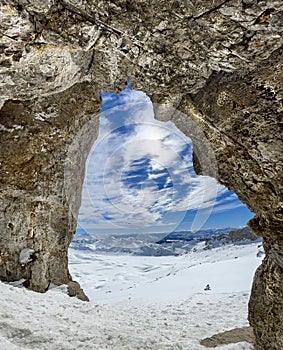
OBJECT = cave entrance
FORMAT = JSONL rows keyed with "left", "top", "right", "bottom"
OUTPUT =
{"left": 67, "top": 84, "right": 260, "bottom": 304}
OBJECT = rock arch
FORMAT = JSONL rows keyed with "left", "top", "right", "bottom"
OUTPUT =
{"left": 0, "top": 1, "right": 282, "bottom": 349}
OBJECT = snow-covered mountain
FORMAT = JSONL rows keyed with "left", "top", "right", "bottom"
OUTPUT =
{"left": 70, "top": 227, "right": 261, "bottom": 257}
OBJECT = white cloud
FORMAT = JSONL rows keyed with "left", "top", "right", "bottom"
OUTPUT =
{"left": 77, "top": 88, "right": 245, "bottom": 233}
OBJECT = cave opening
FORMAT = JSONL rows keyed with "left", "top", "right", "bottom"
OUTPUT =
{"left": 66, "top": 84, "right": 261, "bottom": 303}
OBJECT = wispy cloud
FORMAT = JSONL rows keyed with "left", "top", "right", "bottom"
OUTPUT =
{"left": 77, "top": 87, "right": 247, "bottom": 233}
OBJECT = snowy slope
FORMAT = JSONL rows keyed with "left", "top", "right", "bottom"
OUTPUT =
{"left": 0, "top": 282, "right": 253, "bottom": 350}
{"left": 0, "top": 242, "right": 263, "bottom": 350}
{"left": 69, "top": 242, "right": 263, "bottom": 304}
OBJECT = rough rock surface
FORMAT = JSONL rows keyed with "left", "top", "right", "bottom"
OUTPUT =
{"left": 0, "top": 82, "right": 101, "bottom": 292}
{"left": 200, "top": 326, "right": 255, "bottom": 348}
{"left": 67, "top": 280, "right": 89, "bottom": 301}
{"left": 0, "top": 1, "right": 282, "bottom": 349}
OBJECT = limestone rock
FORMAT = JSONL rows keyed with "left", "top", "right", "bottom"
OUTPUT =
{"left": 67, "top": 280, "right": 89, "bottom": 302}
{"left": 200, "top": 326, "right": 255, "bottom": 348}
{"left": 0, "top": 1, "right": 282, "bottom": 349}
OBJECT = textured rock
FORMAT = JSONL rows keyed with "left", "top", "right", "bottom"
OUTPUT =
{"left": 0, "top": 1, "right": 282, "bottom": 349}
{"left": 67, "top": 280, "right": 89, "bottom": 301}
{"left": 200, "top": 326, "right": 255, "bottom": 348}
{"left": 0, "top": 82, "right": 101, "bottom": 291}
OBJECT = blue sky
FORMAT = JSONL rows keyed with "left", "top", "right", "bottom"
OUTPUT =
{"left": 76, "top": 84, "right": 254, "bottom": 235}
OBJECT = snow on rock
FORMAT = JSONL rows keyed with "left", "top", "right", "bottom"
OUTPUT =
{"left": 19, "top": 248, "right": 35, "bottom": 266}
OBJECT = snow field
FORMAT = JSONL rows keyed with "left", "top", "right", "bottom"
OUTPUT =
{"left": 69, "top": 242, "right": 262, "bottom": 304}
{"left": 0, "top": 243, "right": 262, "bottom": 349}
{"left": 0, "top": 282, "right": 253, "bottom": 350}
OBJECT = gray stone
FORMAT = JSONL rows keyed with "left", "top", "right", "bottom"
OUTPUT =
{"left": 67, "top": 281, "right": 89, "bottom": 302}
{"left": 200, "top": 326, "right": 255, "bottom": 348}
{"left": 0, "top": 1, "right": 282, "bottom": 349}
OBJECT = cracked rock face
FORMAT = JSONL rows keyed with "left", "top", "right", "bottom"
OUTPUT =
{"left": 0, "top": 1, "right": 282, "bottom": 349}
{"left": 0, "top": 82, "right": 101, "bottom": 291}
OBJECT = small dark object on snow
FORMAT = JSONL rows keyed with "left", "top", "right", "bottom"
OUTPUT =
{"left": 204, "top": 284, "right": 211, "bottom": 291}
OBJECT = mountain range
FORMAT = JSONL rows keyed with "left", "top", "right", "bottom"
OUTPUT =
{"left": 71, "top": 226, "right": 261, "bottom": 257}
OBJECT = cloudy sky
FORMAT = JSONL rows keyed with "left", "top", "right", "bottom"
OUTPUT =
{"left": 76, "top": 83, "right": 253, "bottom": 235}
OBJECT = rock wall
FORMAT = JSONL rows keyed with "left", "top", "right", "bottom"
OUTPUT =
{"left": 0, "top": 82, "right": 101, "bottom": 290}
{"left": 0, "top": 1, "right": 282, "bottom": 348}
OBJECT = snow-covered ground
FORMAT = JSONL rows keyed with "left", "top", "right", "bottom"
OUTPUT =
{"left": 0, "top": 242, "right": 263, "bottom": 350}
{"left": 69, "top": 242, "right": 263, "bottom": 304}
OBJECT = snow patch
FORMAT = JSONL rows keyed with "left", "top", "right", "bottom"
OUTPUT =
{"left": 0, "top": 124, "right": 24, "bottom": 132}
{"left": 34, "top": 108, "right": 58, "bottom": 121}
{"left": 19, "top": 248, "right": 35, "bottom": 266}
